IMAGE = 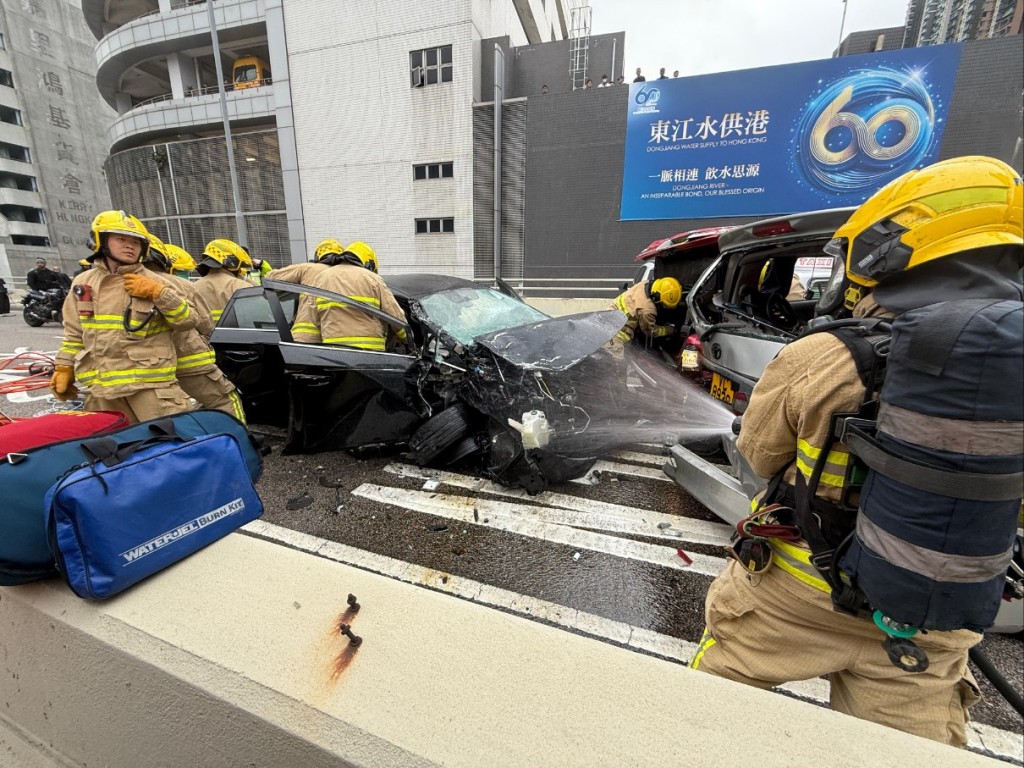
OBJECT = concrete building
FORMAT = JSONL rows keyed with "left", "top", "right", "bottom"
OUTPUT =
{"left": 903, "top": 0, "right": 1024, "bottom": 47}
{"left": 87, "top": 1, "right": 1023, "bottom": 301}
{"left": 85, "top": 0, "right": 574, "bottom": 273}
{"left": 0, "top": 0, "right": 114, "bottom": 283}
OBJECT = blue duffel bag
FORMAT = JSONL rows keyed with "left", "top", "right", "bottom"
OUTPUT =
{"left": 45, "top": 421, "right": 263, "bottom": 600}
{"left": 0, "top": 409, "right": 262, "bottom": 588}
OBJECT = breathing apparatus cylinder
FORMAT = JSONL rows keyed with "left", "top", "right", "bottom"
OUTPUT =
{"left": 840, "top": 299, "right": 1024, "bottom": 634}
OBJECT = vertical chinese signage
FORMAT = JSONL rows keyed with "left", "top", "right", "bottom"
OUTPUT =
{"left": 12, "top": 0, "right": 112, "bottom": 253}
{"left": 620, "top": 44, "right": 963, "bottom": 221}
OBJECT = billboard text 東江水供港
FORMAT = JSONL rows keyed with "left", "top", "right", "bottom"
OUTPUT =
{"left": 620, "top": 43, "right": 963, "bottom": 221}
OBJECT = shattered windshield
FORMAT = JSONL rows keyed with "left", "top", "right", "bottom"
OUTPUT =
{"left": 419, "top": 286, "right": 548, "bottom": 346}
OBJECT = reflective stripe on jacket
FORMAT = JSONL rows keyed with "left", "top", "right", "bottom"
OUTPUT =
{"left": 56, "top": 260, "right": 208, "bottom": 397}
{"left": 308, "top": 264, "right": 408, "bottom": 350}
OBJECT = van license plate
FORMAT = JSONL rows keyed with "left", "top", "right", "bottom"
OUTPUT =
{"left": 710, "top": 373, "right": 735, "bottom": 405}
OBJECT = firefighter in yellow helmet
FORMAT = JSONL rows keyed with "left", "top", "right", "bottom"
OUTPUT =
{"left": 265, "top": 238, "right": 342, "bottom": 343}
{"left": 306, "top": 241, "right": 409, "bottom": 350}
{"left": 143, "top": 234, "right": 246, "bottom": 422}
{"left": 165, "top": 243, "right": 197, "bottom": 279}
{"left": 605, "top": 276, "right": 681, "bottom": 359}
{"left": 74, "top": 258, "right": 92, "bottom": 276}
{"left": 193, "top": 238, "right": 253, "bottom": 324}
{"left": 49, "top": 211, "right": 207, "bottom": 423}
{"left": 691, "top": 156, "right": 1024, "bottom": 747}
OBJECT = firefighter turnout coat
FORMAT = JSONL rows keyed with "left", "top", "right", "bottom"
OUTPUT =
{"left": 193, "top": 269, "right": 252, "bottom": 323}
{"left": 267, "top": 261, "right": 330, "bottom": 344}
{"left": 308, "top": 263, "right": 407, "bottom": 350}
{"left": 56, "top": 260, "right": 208, "bottom": 399}
{"left": 607, "top": 281, "right": 658, "bottom": 357}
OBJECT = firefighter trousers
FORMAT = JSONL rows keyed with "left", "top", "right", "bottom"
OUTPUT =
{"left": 85, "top": 385, "right": 193, "bottom": 425}
{"left": 178, "top": 369, "right": 246, "bottom": 423}
{"left": 691, "top": 559, "right": 982, "bottom": 748}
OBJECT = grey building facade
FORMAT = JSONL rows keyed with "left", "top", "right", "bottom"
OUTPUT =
{"left": 0, "top": 0, "right": 114, "bottom": 283}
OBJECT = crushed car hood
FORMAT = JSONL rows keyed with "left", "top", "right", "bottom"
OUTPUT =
{"left": 476, "top": 310, "right": 624, "bottom": 371}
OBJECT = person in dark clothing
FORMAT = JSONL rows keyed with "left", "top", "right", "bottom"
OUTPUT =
{"left": 0, "top": 277, "right": 10, "bottom": 315}
{"left": 633, "top": 67, "right": 645, "bottom": 83}
{"left": 26, "top": 259, "right": 63, "bottom": 291}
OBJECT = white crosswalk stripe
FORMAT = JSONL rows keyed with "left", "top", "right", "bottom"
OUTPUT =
{"left": 351, "top": 483, "right": 726, "bottom": 578}
{"left": 383, "top": 462, "right": 733, "bottom": 546}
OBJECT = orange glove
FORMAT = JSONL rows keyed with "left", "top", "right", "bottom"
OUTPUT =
{"left": 123, "top": 272, "right": 167, "bottom": 302}
{"left": 50, "top": 365, "right": 79, "bottom": 401}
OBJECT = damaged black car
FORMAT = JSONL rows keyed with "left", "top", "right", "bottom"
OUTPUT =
{"left": 211, "top": 274, "right": 629, "bottom": 493}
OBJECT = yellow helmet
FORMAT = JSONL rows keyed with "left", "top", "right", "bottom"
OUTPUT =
{"left": 165, "top": 244, "right": 197, "bottom": 274}
{"left": 77, "top": 258, "right": 90, "bottom": 267}
{"left": 88, "top": 210, "right": 150, "bottom": 260}
{"left": 650, "top": 277, "right": 682, "bottom": 309}
{"left": 199, "top": 238, "right": 252, "bottom": 275}
{"left": 345, "top": 241, "right": 378, "bottom": 272}
{"left": 143, "top": 233, "right": 173, "bottom": 273}
{"left": 314, "top": 238, "right": 346, "bottom": 263}
{"left": 830, "top": 155, "right": 1023, "bottom": 290}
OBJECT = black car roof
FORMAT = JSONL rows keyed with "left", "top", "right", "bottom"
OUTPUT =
{"left": 385, "top": 273, "right": 483, "bottom": 301}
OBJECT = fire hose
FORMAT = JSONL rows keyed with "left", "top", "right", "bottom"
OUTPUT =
{"left": 0, "top": 352, "right": 56, "bottom": 395}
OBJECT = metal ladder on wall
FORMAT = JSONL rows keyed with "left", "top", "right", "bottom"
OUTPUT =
{"left": 568, "top": 1, "right": 592, "bottom": 91}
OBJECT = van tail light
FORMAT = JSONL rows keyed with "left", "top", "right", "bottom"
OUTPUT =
{"left": 752, "top": 221, "right": 795, "bottom": 237}
{"left": 732, "top": 390, "right": 749, "bottom": 414}
{"left": 678, "top": 333, "right": 703, "bottom": 372}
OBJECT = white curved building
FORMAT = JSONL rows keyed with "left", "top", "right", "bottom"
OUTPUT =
{"left": 85, "top": 0, "right": 571, "bottom": 271}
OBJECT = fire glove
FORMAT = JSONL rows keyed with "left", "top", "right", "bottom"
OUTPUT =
{"left": 50, "top": 365, "right": 79, "bottom": 401}
{"left": 652, "top": 324, "right": 676, "bottom": 338}
{"left": 123, "top": 272, "right": 167, "bottom": 302}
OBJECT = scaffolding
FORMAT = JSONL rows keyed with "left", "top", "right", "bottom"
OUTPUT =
{"left": 568, "top": 1, "right": 592, "bottom": 91}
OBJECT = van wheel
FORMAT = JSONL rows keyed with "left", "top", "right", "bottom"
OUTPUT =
{"left": 409, "top": 403, "right": 475, "bottom": 467}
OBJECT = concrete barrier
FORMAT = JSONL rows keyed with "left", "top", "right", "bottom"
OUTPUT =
{"left": 0, "top": 529, "right": 1000, "bottom": 767}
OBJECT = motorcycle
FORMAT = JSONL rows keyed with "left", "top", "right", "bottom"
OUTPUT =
{"left": 22, "top": 287, "right": 67, "bottom": 327}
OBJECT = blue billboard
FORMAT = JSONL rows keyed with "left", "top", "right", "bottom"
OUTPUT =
{"left": 620, "top": 44, "right": 963, "bottom": 220}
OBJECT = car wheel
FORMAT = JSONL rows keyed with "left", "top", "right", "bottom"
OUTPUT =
{"left": 442, "top": 434, "right": 484, "bottom": 467}
{"left": 409, "top": 403, "right": 475, "bottom": 467}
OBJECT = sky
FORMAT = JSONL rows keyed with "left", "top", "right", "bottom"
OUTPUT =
{"left": 588, "top": 0, "right": 911, "bottom": 80}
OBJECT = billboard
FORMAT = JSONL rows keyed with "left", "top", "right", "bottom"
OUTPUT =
{"left": 620, "top": 44, "right": 963, "bottom": 221}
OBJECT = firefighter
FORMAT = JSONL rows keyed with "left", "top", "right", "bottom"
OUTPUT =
{"left": 193, "top": 239, "right": 252, "bottom": 324}
{"left": 49, "top": 210, "right": 206, "bottom": 423}
{"left": 165, "top": 244, "right": 197, "bottom": 280}
{"left": 307, "top": 241, "right": 409, "bottom": 350}
{"left": 606, "top": 277, "right": 681, "bottom": 358}
{"left": 143, "top": 234, "right": 246, "bottom": 422}
{"left": 267, "top": 238, "right": 340, "bottom": 343}
{"left": 690, "top": 156, "right": 1024, "bottom": 747}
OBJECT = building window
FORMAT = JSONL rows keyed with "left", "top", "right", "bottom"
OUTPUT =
{"left": 413, "top": 162, "right": 454, "bottom": 181}
{"left": 0, "top": 105, "right": 22, "bottom": 126}
{"left": 415, "top": 217, "right": 455, "bottom": 234}
{"left": 410, "top": 45, "right": 453, "bottom": 87}
{"left": 0, "top": 141, "right": 31, "bottom": 163}
{"left": 0, "top": 69, "right": 13, "bottom": 88}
